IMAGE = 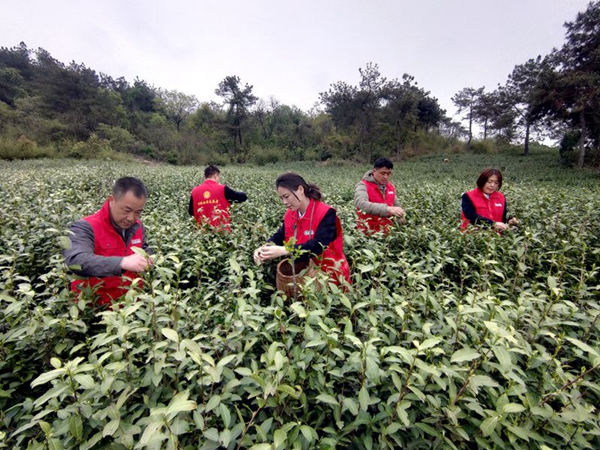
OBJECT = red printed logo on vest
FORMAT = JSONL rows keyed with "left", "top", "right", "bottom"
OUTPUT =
{"left": 203, "top": 191, "right": 211, "bottom": 199}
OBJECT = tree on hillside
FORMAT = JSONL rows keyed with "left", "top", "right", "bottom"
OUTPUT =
{"left": 382, "top": 75, "right": 422, "bottom": 155}
{"left": 252, "top": 97, "right": 286, "bottom": 143}
{"left": 157, "top": 89, "right": 199, "bottom": 132}
{"left": 551, "top": 1, "right": 600, "bottom": 167}
{"left": 319, "top": 80, "right": 358, "bottom": 133}
{"left": 472, "top": 90, "right": 498, "bottom": 140}
{"left": 382, "top": 74, "right": 444, "bottom": 155}
{"left": 438, "top": 117, "right": 467, "bottom": 140}
{"left": 125, "top": 78, "right": 158, "bottom": 113}
{"left": 32, "top": 50, "right": 110, "bottom": 138}
{"left": 321, "top": 64, "right": 449, "bottom": 160}
{"left": 501, "top": 56, "right": 552, "bottom": 155}
{"left": 0, "top": 43, "right": 33, "bottom": 106}
{"left": 215, "top": 75, "right": 257, "bottom": 149}
{"left": 452, "top": 86, "right": 484, "bottom": 148}
{"left": 320, "top": 63, "right": 387, "bottom": 159}
{"left": 253, "top": 98, "right": 271, "bottom": 141}
{"left": 190, "top": 102, "right": 224, "bottom": 131}
{"left": 270, "top": 104, "right": 310, "bottom": 153}
{"left": 417, "top": 95, "right": 445, "bottom": 132}
{"left": 0, "top": 67, "right": 26, "bottom": 106}
{"left": 354, "top": 63, "right": 387, "bottom": 157}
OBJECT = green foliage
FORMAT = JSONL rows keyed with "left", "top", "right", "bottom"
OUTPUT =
{"left": 4, "top": 12, "right": 600, "bottom": 167}
{"left": 65, "top": 134, "right": 133, "bottom": 161}
{"left": 0, "top": 152, "right": 599, "bottom": 448}
{"left": 95, "top": 124, "right": 140, "bottom": 154}
{"left": 215, "top": 75, "right": 258, "bottom": 151}
{"left": 248, "top": 145, "right": 286, "bottom": 165}
{"left": 0, "top": 135, "right": 56, "bottom": 160}
{"left": 559, "top": 130, "right": 581, "bottom": 167}
{"left": 156, "top": 89, "right": 199, "bottom": 132}
{"left": 320, "top": 65, "right": 448, "bottom": 161}
{"left": 395, "top": 129, "right": 465, "bottom": 158}
{"left": 469, "top": 139, "right": 498, "bottom": 155}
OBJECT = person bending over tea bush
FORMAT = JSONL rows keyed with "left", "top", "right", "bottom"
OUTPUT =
{"left": 461, "top": 168, "right": 519, "bottom": 233}
{"left": 65, "top": 177, "right": 153, "bottom": 306}
{"left": 189, "top": 165, "right": 247, "bottom": 232}
{"left": 254, "top": 172, "right": 350, "bottom": 285}
{"left": 355, "top": 156, "right": 405, "bottom": 235}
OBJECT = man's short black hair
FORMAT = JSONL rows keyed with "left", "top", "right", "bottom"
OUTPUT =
{"left": 112, "top": 177, "right": 148, "bottom": 199}
{"left": 374, "top": 157, "right": 393, "bottom": 170}
{"left": 204, "top": 165, "right": 220, "bottom": 179}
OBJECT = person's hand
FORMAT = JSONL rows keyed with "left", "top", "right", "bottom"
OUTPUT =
{"left": 508, "top": 217, "right": 520, "bottom": 226}
{"left": 254, "top": 245, "right": 289, "bottom": 263}
{"left": 387, "top": 206, "right": 405, "bottom": 218}
{"left": 253, "top": 248, "right": 263, "bottom": 265}
{"left": 493, "top": 221, "right": 509, "bottom": 232}
{"left": 120, "top": 254, "right": 151, "bottom": 273}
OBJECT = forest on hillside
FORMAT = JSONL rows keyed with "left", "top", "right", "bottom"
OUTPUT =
{"left": 0, "top": 1, "right": 599, "bottom": 167}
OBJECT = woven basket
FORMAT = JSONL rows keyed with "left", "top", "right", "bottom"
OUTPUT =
{"left": 276, "top": 258, "right": 316, "bottom": 298}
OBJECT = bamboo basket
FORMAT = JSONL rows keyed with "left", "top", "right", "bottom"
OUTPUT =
{"left": 276, "top": 258, "right": 317, "bottom": 298}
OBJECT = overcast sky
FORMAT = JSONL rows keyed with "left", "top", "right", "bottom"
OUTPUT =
{"left": 1, "top": 0, "right": 592, "bottom": 120}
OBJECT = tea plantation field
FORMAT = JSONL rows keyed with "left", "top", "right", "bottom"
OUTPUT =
{"left": 1, "top": 152, "right": 599, "bottom": 449}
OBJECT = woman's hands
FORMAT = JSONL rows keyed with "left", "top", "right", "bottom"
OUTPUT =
{"left": 493, "top": 217, "right": 519, "bottom": 232}
{"left": 493, "top": 221, "right": 509, "bottom": 232}
{"left": 253, "top": 245, "right": 289, "bottom": 264}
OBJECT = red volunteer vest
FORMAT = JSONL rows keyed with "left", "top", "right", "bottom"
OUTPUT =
{"left": 357, "top": 180, "right": 396, "bottom": 234}
{"left": 191, "top": 180, "right": 231, "bottom": 231}
{"left": 71, "top": 200, "right": 144, "bottom": 306}
{"left": 460, "top": 188, "right": 506, "bottom": 232}
{"left": 283, "top": 200, "right": 351, "bottom": 285}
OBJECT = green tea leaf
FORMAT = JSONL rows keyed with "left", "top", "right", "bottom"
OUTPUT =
{"left": 501, "top": 403, "right": 526, "bottom": 414}
{"left": 103, "top": 418, "right": 120, "bottom": 437}
{"left": 451, "top": 347, "right": 480, "bottom": 363}
{"left": 161, "top": 328, "right": 179, "bottom": 342}
{"left": 166, "top": 392, "right": 197, "bottom": 419}
{"left": 31, "top": 368, "right": 66, "bottom": 387}
{"left": 69, "top": 415, "right": 83, "bottom": 441}
{"left": 480, "top": 416, "right": 499, "bottom": 437}
{"left": 316, "top": 394, "right": 339, "bottom": 406}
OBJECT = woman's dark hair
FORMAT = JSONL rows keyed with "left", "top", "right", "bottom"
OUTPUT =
{"left": 275, "top": 172, "right": 322, "bottom": 201}
{"left": 113, "top": 177, "right": 147, "bottom": 199}
{"left": 476, "top": 168, "right": 503, "bottom": 190}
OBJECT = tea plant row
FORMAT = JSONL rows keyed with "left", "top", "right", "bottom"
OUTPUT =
{"left": 0, "top": 153, "right": 599, "bottom": 449}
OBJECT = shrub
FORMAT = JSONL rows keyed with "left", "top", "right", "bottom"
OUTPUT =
{"left": 0, "top": 135, "right": 56, "bottom": 160}
{"left": 469, "top": 139, "right": 497, "bottom": 154}
{"left": 248, "top": 145, "right": 285, "bottom": 166}
{"left": 65, "top": 134, "right": 133, "bottom": 161}
{"left": 95, "top": 124, "right": 139, "bottom": 154}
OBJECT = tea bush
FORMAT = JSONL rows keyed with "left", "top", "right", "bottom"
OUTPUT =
{"left": 0, "top": 152, "right": 599, "bottom": 449}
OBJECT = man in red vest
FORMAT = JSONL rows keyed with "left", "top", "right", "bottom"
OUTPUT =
{"left": 189, "top": 165, "right": 247, "bottom": 231}
{"left": 355, "top": 157, "right": 405, "bottom": 234}
{"left": 65, "top": 177, "right": 152, "bottom": 307}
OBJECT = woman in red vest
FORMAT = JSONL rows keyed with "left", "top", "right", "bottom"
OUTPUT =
{"left": 461, "top": 168, "right": 519, "bottom": 233}
{"left": 253, "top": 173, "right": 351, "bottom": 285}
